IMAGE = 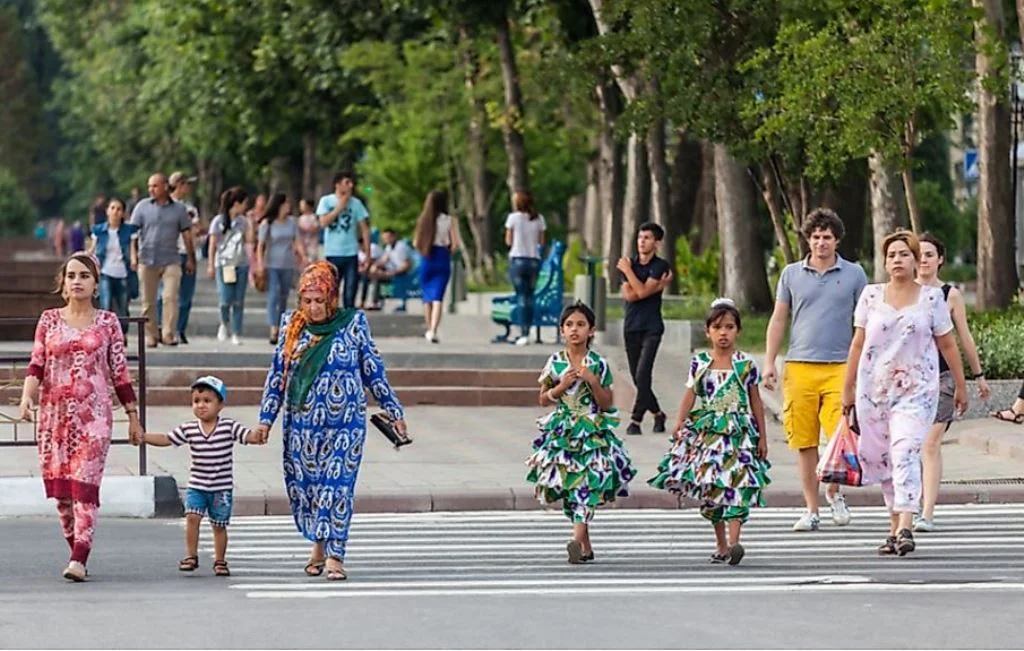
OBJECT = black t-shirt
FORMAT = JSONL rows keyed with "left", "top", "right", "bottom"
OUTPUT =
{"left": 621, "top": 254, "right": 671, "bottom": 334}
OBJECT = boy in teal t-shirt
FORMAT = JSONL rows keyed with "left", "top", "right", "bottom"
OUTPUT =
{"left": 316, "top": 171, "right": 370, "bottom": 308}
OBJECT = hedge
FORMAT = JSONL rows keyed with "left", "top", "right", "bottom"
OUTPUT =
{"left": 967, "top": 307, "right": 1024, "bottom": 380}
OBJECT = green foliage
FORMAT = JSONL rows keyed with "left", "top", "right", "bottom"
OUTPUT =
{"left": 0, "top": 166, "right": 39, "bottom": 234}
{"left": 968, "top": 307, "right": 1024, "bottom": 380}
{"left": 917, "top": 179, "right": 967, "bottom": 255}
{"left": 0, "top": 7, "right": 48, "bottom": 205}
{"left": 673, "top": 237, "right": 719, "bottom": 298}
{"left": 746, "top": 0, "right": 978, "bottom": 182}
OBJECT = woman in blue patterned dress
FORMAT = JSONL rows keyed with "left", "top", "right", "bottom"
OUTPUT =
{"left": 256, "top": 261, "right": 407, "bottom": 581}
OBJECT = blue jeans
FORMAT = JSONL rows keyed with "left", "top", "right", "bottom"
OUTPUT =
{"left": 184, "top": 488, "right": 233, "bottom": 527}
{"left": 509, "top": 257, "right": 540, "bottom": 338}
{"left": 216, "top": 265, "right": 249, "bottom": 335}
{"left": 266, "top": 268, "right": 295, "bottom": 327}
{"left": 99, "top": 275, "right": 130, "bottom": 330}
{"left": 327, "top": 255, "right": 359, "bottom": 309}
{"left": 156, "top": 254, "right": 197, "bottom": 335}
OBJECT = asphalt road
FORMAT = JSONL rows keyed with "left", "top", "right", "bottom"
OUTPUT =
{"left": 2, "top": 506, "right": 1023, "bottom": 649}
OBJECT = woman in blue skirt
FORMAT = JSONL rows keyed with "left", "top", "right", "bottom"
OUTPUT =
{"left": 413, "top": 190, "right": 461, "bottom": 343}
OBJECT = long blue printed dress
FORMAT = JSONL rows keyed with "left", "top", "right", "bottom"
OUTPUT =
{"left": 259, "top": 310, "right": 404, "bottom": 560}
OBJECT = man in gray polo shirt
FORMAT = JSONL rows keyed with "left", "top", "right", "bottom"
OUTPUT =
{"left": 764, "top": 208, "right": 868, "bottom": 532}
{"left": 130, "top": 173, "right": 196, "bottom": 347}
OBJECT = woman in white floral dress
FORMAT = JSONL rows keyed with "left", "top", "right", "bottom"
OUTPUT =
{"left": 841, "top": 230, "right": 967, "bottom": 556}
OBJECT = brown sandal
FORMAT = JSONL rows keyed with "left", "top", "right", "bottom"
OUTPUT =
{"left": 304, "top": 558, "right": 326, "bottom": 577}
{"left": 325, "top": 557, "right": 347, "bottom": 581}
{"left": 991, "top": 409, "right": 1024, "bottom": 424}
{"left": 213, "top": 560, "right": 230, "bottom": 577}
{"left": 178, "top": 556, "right": 199, "bottom": 572}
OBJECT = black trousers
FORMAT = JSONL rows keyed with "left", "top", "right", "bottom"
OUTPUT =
{"left": 625, "top": 330, "right": 663, "bottom": 423}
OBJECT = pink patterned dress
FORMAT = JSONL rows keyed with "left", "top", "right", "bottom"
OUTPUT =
{"left": 27, "top": 309, "right": 137, "bottom": 506}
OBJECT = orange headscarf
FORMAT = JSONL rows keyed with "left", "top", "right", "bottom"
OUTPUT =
{"left": 281, "top": 261, "right": 339, "bottom": 371}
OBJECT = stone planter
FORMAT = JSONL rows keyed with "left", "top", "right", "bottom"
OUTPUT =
{"left": 962, "top": 378, "right": 1022, "bottom": 420}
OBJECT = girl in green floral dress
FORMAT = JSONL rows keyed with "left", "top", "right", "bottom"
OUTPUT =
{"left": 649, "top": 298, "right": 771, "bottom": 566}
{"left": 527, "top": 301, "right": 637, "bottom": 564}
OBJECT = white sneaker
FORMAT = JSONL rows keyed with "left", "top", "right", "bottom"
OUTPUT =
{"left": 424, "top": 330, "right": 433, "bottom": 342}
{"left": 792, "top": 512, "right": 820, "bottom": 532}
{"left": 913, "top": 516, "right": 935, "bottom": 532}
{"left": 217, "top": 324, "right": 228, "bottom": 342}
{"left": 827, "top": 492, "right": 852, "bottom": 526}
{"left": 514, "top": 336, "right": 530, "bottom": 346}
{"left": 231, "top": 334, "right": 242, "bottom": 346}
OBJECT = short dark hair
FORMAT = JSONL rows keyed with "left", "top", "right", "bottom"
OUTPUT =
{"left": 638, "top": 222, "right": 665, "bottom": 241}
{"left": 383, "top": 228, "right": 397, "bottom": 236}
{"left": 191, "top": 384, "right": 223, "bottom": 403}
{"left": 801, "top": 208, "right": 845, "bottom": 241}
{"left": 333, "top": 170, "right": 355, "bottom": 186}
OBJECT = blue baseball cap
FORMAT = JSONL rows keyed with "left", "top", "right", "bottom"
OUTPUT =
{"left": 191, "top": 375, "right": 228, "bottom": 402}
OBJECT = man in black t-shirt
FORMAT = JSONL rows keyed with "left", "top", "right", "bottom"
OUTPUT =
{"left": 616, "top": 222, "right": 673, "bottom": 436}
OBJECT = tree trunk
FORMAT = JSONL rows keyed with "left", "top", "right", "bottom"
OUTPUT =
{"left": 975, "top": 0, "right": 1018, "bottom": 308}
{"left": 494, "top": 15, "right": 529, "bottom": 195}
{"left": 693, "top": 139, "right": 718, "bottom": 254}
{"left": 460, "top": 25, "right": 494, "bottom": 276}
{"left": 584, "top": 158, "right": 601, "bottom": 253}
{"left": 302, "top": 132, "right": 316, "bottom": 202}
{"left": 868, "top": 150, "right": 902, "bottom": 281}
{"left": 648, "top": 118, "right": 674, "bottom": 288}
{"left": 587, "top": 0, "right": 641, "bottom": 102}
{"left": 902, "top": 120, "right": 923, "bottom": 234}
{"left": 669, "top": 130, "right": 701, "bottom": 241}
{"left": 621, "top": 133, "right": 649, "bottom": 260}
{"left": 196, "top": 157, "right": 221, "bottom": 223}
{"left": 756, "top": 162, "right": 797, "bottom": 263}
{"left": 268, "top": 156, "right": 289, "bottom": 197}
{"left": 714, "top": 144, "right": 772, "bottom": 310}
{"left": 821, "top": 158, "right": 869, "bottom": 262}
{"left": 597, "top": 83, "right": 622, "bottom": 270}
{"left": 669, "top": 130, "right": 702, "bottom": 293}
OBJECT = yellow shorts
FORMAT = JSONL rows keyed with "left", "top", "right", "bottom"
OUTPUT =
{"left": 782, "top": 362, "right": 846, "bottom": 450}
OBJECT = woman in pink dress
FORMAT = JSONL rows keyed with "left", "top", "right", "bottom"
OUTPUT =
{"left": 19, "top": 252, "right": 142, "bottom": 581}
{"left": 841, "top": 230, "right": 967, "bottom": 557}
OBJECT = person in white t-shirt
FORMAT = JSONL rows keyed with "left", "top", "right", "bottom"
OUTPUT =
{"left": 504, "top": 191, "right": 546, "bottom": 346}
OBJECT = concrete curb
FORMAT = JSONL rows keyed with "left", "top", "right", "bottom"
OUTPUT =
{"left": 958, "top": 427, "right": 1024, "bottom": 464}
{"left": 0, "top": 476, "right": 158, "bottom": 517}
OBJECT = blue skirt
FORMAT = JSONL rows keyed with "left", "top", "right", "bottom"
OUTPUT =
{"left": 420, "top": 245, "right": 451, "bottom": 302}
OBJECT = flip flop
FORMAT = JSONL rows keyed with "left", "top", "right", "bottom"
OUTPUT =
{"left": 325, "top": 557, "right": 347, "bottom": 581}
{"left": 566, "top": 540, "right": 584, "bottom": 565}
{"left": 728, "top": 543, "right": 745, "bottom": 566}
{"left": 991, "top": 409, "right": 1024, "bottom": 424}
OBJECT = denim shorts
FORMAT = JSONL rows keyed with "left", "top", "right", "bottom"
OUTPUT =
{"left": 184, "top": 488, "right": 233, "bottom": 527}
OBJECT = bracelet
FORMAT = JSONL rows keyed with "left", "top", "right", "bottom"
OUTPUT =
{"left": 970, "top": 372, "right": 985, "bottom": 380}
{"left": 546, "top": 389, "right": 557, "bottom": 402}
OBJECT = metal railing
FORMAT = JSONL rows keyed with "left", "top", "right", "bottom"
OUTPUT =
{"left": 0, "top": 316, "right": 149, "bottom": 475}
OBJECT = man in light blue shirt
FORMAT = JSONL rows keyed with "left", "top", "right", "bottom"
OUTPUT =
{"left": 317, "top": 170, "right": 371, "bottom": 309}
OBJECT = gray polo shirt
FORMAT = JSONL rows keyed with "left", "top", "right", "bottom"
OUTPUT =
{"left": 130, "top": 197, "right": 191, "bottom": 267}
{"left": 777, "top": 255, "right": 868, "bottom": 363}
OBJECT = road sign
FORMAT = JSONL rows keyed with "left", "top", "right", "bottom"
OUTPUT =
{"left": 964, "top": 149, "right": 979, "bottom": 180}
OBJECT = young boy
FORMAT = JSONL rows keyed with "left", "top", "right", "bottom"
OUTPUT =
{"left": 615, "top": 222, "right": 673, "bottom": 436}
{"left": 134, "top": 375, "right": 266, "bottom": 576}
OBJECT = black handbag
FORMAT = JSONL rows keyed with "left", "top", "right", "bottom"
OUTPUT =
{"left": 370, "top": 412, "right": 412, "bottom": 449}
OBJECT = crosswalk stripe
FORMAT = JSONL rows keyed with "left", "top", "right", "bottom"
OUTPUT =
{"left": 177, "top": 506, "right": 1024, "bottom": 598}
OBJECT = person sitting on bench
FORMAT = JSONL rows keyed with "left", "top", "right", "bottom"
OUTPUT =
{"left": 367, "top": 228, "right": 413, "bottom": 309}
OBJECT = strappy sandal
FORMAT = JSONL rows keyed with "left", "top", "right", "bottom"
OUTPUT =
{"left": 895, "top": 529, "right": 916, "bottom": 557}
{"left": 213, "top": 560, "right": 231, "bottom": 577}
{"left": 877, "top": 535, "right": 897, "bottom": 556}
{"left": 580, "top": 551, "right": 595, "bottom": 563}
{"left": 728, "top": 543, "right": 745, "bottom": 566}
{"left": 709, "top": 552, "right": 730, "bottom": 564}
{"left": 325, "top": 557, "right": 347, "bottom": 581}
{"left": 991, "top": 409, "right": 1024, "bottom": 424}
{"left": 178, "top": 556, "right": 199, "bottom": 572}
{"left": 304, "top": 557, "right": 326, "bottom": 577}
